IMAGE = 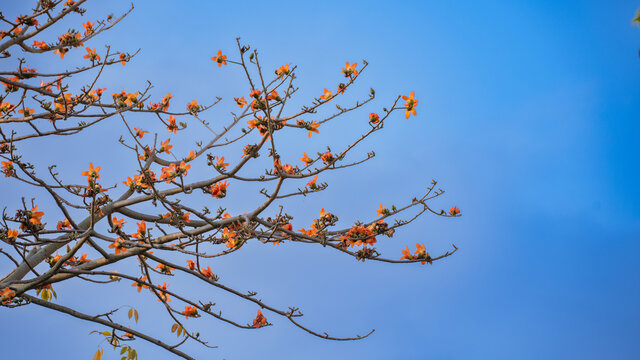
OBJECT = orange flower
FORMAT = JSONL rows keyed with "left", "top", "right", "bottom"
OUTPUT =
{"left": 266, "top": 90, "right": 280, "bottom": 102}
{"left": 211, "top": 50, "right": 228, "bottom": 67}
{"left": 215, "top": 156, "right": 229, "bottom": 170}
{"left": 186, "top": 100, "right": 200, "bottom": 113}
{"left": 186, "top": 259, "right": 195, "bottom": 270}
{"left": 306, "top": 175, "right": 318, "bottom": 189}
{"left": 253, "top": 310, "right": 267, "bottom": 328}
{"left": 6, "top": 229, "right": 19, "bottom": 241}
{"left": 56, "top": 218, "right": 71, "bottom": 230}
{"left": 131, "top": 277, "right": 148, "bottom": 292}
{"left": 156, "top": 263, "right": 175, "bottom": 275}
{"left": 83, "top": 47, "right": 100, "bottom": 62}
{"left": 210, "top": 181, "right": 229, "bottom": 198}
{"left": 415, "top": 243, "right": 426, "bottom": 255}
{"left": 401, "top": 91, "right": 418, "bottom": 119}
{"left": 112, "top": 216, "right": 125, "bottom": 231}
{"left": 27, "top": 206, "right": 45, "bottom": 226}
{"left": 400, "top": 246, "right": 413, "bottom": 260}
{"left": 133, "top": 128, "right": 148, "bottom": 139}
{"left": 376, "top": 204, "right": 388, "bottom": 216}
{"left": 1, "top": 287, "right": 15, "bottom": 303}
{"left": 369, "top": 113, "right": 380, "bottom": 124}
{"left": 449, "top": 206, "right": 460, "bottom": 216}
{"left": 159, "top": 139, "right": 172, "bottom": 154}
{"left": 119, "top": 52, "right": 127, "bottom": 65}
{"left": 321, "top": 152, "right": 334, "bottom": 164}
{"left": 185, "top": 150, "right": 197, "bottom": 162}
{"left": 249, "top": 89, "right": 261, "bottom": 99}
{"left": 109, "top": 238, "right": 126, "bottom": 255}
{"left": 82, "top": 21, "right": 94, "bottom": 35}
{"left": 319, "top": 88, "right": 332, "bottom": 101}
{"left": 157, "top": 282, "right": 171, "bottom": 302}
{"left": 341, "top": 62, "right": 358, "bottom": 77}
{"left": 81, "top": 162, "right": 101, "bottom": 182}
{"left": 300, "top": 152, "right": 313, "bottom": 165}
{"left": 307, "top": 121, "right": 320, "bottom": 138}
{"left": 32, "top": 40, "right": 48, "bottom": 49}
{"left": 200, "top": 266, "right": 213, "bottom": 279}
{"left": 1, "top": 161, "right": 14, "bottom": 177}
{"left": 182, "top": 306, "right": 198, "bottom": 319}
{"left": 131, "top": 221, "right": 146, "bottom": 239}
{"left": 53, "top": 47, "right": 69, "bottom": 59}
{"left": 18, "top": 107, "right": 35, "bottom": 116}
{"left": 234, "top": 96, "right": 247, "bottom": 107}
{"left": 166, "top": 115, "right": 178, "bottom": 133}
{"left": 275, "top": 63, "right": 291, "bottom": 77}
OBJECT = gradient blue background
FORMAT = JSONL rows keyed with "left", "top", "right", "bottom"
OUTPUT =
{"left": 1, "top": 0, "right": 639, "bottom": 359}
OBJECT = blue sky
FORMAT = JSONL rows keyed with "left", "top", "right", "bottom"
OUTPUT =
{"left": 2, "top": 0, "right": 639, "bottom": 359}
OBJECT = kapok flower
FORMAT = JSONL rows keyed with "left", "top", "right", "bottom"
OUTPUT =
{"left": 266, "top": 90, "right": 280, "bottom": 102}
{"left": 321, "top": 152, "right": 334, "bottom": 164}
{"left": 249, "top": 89, "right": 261, "bottom": 99}
{"left": 275, "top": 63, "right": 291, "bottom": 77}
{"left": 341, "top": 62, "right": 358, "bottom": 77}
{"left": 156, "top": 263, "right": 175, "bottom": 275}
{"left": 253, "top": 310, "right": 267, "bottom": 328}
{"left": 166, "top": 115, "right": 178, "bottom": 133}
{"left": 234, "top": 96, "right": 247, "bottom": 107}
{"left": 131, "top": 276, "right": 148, "bottom": 292}
{"left": 158, "top": 139, "right": 172, "bottom": 154}
{"left": 200, "top": 266, "right": 214, "bottom": 279}
{"left": 376, "top": 204, "right": 389, "bottom": 216}
{"left": 413, "top": 243, "right": 431, "bottom": 264}
{"left": 54, "top": 47, "right": 69, "bottom": 59}
{"left": 134, "top": 128, "right": 148, "bottom": 139}
{"left": 6, "top": 229, "right": 19, "bottom": 242}
{"left": 449, "top": 206, "right": 460, "bottom": 216}
{"left": 81, "top": 162, "right": 101, "bottom": 182}
{"left": 56, "top": 218, "right": 71, "bottom": 230}
{"left": 83, "top": 47, "right": 100, "bottom": 62}
{"left": 119, "top": 52, "right": 127, "bottom": 65}
{"left": 341, "top": 225, "right": 376, "bottom": 247}
{"left": 182, "top": 306, "right": 198, "bottom": 319}
{"left": 131, "top": 221, "right": 147, "bottom": 239}
{"left": 157, "top": 282, "right": 171, "bottom": 302}
{"left": 306, "top": 175, "right": 318, "bottom": 189}
{"left": 109, "top": 238, "right": 127, "bottom": 255}
{"left": 369, "top": 113, "right": 380, "bottom": 124}
{"left": 82, "top": 21, "right": 94, "bottom": 35}
{"left": 307, "top": 121, "right": 320, "bottom": 138}
{"left": 401, "top": 91, "right": 418, "bottom": 119}
{"left": 214, "top": 156, "right": 229, "bottom": 170}
{"left": 186, "top": 100, "right": 200, "bottom": 114}
{"left": 1, "top": 161, "right": 14, "bottom": 177}
{"left": 319, "top": 88, "right": 332, "bottom": 101}
{"left": 185, "top": 150, "right": 197, "bottom": 162}
{"left": 1, "top": 287, "right": 15, "bottom": 304}
{"left": 26, "top": 206, "right": 45, "bottom": 227}
{"left": 33, "top": 40, "right": 48, "bottom": 50}
{"left": 186, "top": 259, "right": 195, "bottom": 270}
{"left": 210, "top": 181, "right": 229, "bottom": 198}
{"left": 18, "top": 107, "right": 35, "bottom": 116}
{"left": 300, "top": 152, "right": 313, "bottom": 165}
{"left": 112, "top": 216, "right": 125, "bottom": 231}
{"left": 400, "top": 246, "right": 413, "bottom": 260}
{"left": 211, "top": 50, "right": 228, "bottom": 67}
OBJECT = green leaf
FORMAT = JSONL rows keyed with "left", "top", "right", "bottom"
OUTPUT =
{"left": 633, "top": 8, "right": 640, "bottom": 26}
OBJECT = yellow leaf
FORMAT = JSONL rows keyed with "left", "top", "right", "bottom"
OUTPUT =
{"left": 171, "top": 323, "right": 178, "bottom": 333}
{"left": 128, "top": 308, "right": 133, "bottom": 319}
{"left": 177, "top": 326, "right": 182, "bottom": 337}
{"left": 134, "top": 309, "right": 138, "bottom": 323}
{"left": 102, "top": 331, "right": 110, "bottom": 336}
{"left": 93, "top": 349, "right": 103, "bottom": 360}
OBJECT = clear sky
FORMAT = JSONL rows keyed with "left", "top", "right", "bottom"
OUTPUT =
{"left": 2, "top": 0, "right": 639, "bottom": 359}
